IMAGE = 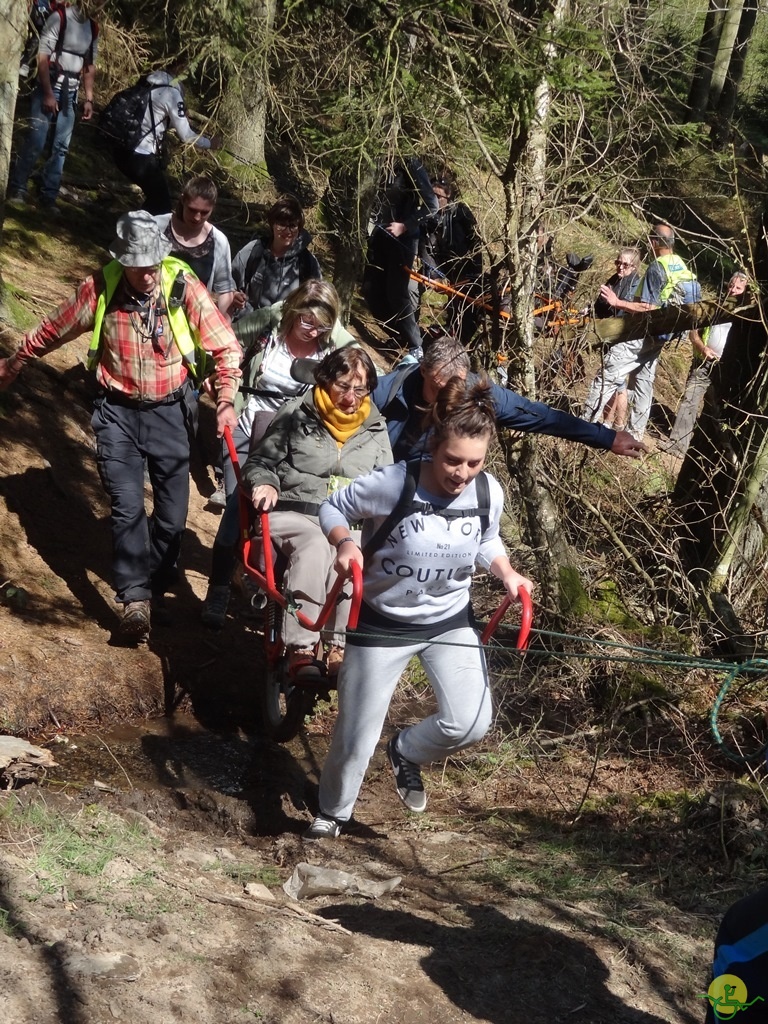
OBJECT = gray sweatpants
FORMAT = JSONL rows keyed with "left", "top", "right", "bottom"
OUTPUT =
{"left": 317, "top": 627, "right": 493, "bottom": 822}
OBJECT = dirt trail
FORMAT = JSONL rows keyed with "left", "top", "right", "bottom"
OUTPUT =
{"left": 0, "top": 203, "right": 714, "bottom": 1024}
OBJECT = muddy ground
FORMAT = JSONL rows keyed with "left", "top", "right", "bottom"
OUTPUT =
{"left": 0, "top": 192, "right": 750, "bottom": 1024}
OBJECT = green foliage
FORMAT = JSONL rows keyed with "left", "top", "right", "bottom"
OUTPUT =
{"left": 216, "top": 862, "right": 281, "bottom": 887}
{"left": 0, "top": 908, "right": 17, "bottom": 937}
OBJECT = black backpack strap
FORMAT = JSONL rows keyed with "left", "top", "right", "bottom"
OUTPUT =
{"left": 362, "top": 465, "right": 491, "bottom": 562}
{"left": 146, "top": 80, "right": 157, "bottom": 141}
{"left": 362, "top": 459, "right": 421, "bottom": 561}
{"left": 298, "top": 246, "right": 314, "bottom": 281}
{"left": 51, "top": 9, "right": 97, "bottom": 71}
{"left": 243, "top": 240, "right": 266, "bottom": 302}
{"left": 424, "top": 472, "right": 491, "bottom": 530}
{"left": 475, "top": 470, "right": 490, "bottom": 537}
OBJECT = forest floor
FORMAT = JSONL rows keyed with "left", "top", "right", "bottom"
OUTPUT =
{"left": 0, "top": 175, "right": 765, "bottom": 1024}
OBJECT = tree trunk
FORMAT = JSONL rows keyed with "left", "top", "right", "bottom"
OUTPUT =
{"left": 500, "top": 0, "right": 582, "bottom": 612}
{"left": 711, "top": 0, "right": 758, "bottom": 149}
{"left": 216, "top": 0, "right": 275, "bottom": 179}
{"left": 687, "top": 0, "right": 727, "bottom": 121}
{"left": 323, "top": 158, "right": 380, "bottom": 320}
{"left": 0, "top": 0, "right": 27, "bottom": 311}
{"left": 707, "top": 0, "right": 744, "bottom": 110}
{"left": 673, "top": 210, "right": 768, "bottom": 616}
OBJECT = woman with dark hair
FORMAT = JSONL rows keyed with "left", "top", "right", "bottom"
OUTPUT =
{"left": 304, "top": 376, "right": 534, "bottom": 840}
{"left": 154, "top": 176, "right": 234, "bottom": 314}
{"left": 235, "top": 347, "right": 391, "bottom": 676}
{"left": 229, "top": 196, "right": 321, "bottom": 320}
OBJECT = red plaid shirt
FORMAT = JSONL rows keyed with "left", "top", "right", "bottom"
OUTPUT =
{"left": 14, "top": 269, "right": 242, "bottom": 404}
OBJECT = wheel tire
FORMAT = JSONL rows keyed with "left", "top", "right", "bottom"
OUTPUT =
{"left": 262, "top": 663, "right": 317, "bottom": 742}
{"left": 260, "top": 598, "right": 317, "bottom": 742}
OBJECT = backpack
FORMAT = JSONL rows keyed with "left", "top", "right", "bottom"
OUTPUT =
{"left": 670, "top": 273, "right": 702, "bottom": 306}
{"left": 362, "top": 459, "right": 491, "bottom": 561}
{"left": 98, "top": 77, "right": 156, "bottom": 150}
{"left": 49, "top": 6, "right": 98, "bottom": 72}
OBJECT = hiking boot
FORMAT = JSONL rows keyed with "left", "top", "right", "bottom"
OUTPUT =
{"left": 397, "top": 348, "right": 422, "bottom": 368}
{"left": 302, "top": 814, "right": 343, "bottom": 840}
{"left": 201, "top": 584, "right": 230, "bottom": 629}
{"left": 207, "top": 483, "right": 227, "bottom": 509}
{"left": 6, "top": 190, "right": 27, "bottom": 209}
{"left": 118, "top": 600, "right": 151, "bottom": 638}
{"left": 39, "top": 199, "right": 61, "bottom": 217}
{"left": 387, "top": 733, "right": 427, "bottom": 813}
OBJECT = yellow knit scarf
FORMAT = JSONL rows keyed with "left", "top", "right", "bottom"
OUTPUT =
{"left": 314, "top": 386, "right": 370, "bottom": 447}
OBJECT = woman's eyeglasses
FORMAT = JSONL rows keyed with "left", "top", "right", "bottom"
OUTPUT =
{"left": 615, "top": 260, "right": 634, "bottom": 268}
{"left": 274, "top": 222, "right": 300, "bottom": 232}
{"left": 331, "top": 381, "right": 369, "bottom": 399}
{"left": 298, "top": 318, "right": 331, "bottom": 335}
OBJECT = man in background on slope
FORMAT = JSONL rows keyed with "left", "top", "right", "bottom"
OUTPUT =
{"left": 110, "top": 69, "right": 221, "bottom": 216}
{"left": 582, "top": 223, "right": 699, "bottom": 442}
{"left": 8, "top": 1, "right": 100, "bottom": 212}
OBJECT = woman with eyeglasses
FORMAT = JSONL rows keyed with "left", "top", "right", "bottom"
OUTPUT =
{"left": 226, "top": 280, "right": 353, "bottom": 492}
{"left": 201, "top": 281, "right": 356, "bottom": 628}
{"left": 239, "top": 347, "right": 392, "bottom": 678}
{"left": 590, "top": 248, "right": 642, "bottom": 428}
{"left": 229, "top": 196, "right": 321, "bottom": 321}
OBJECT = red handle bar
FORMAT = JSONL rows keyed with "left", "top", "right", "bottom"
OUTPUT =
{"left": 223, "top": 426, "right": 363, "bottom": 633}
{"left": 480, "top": 587, "right": 533, "bottom": 650}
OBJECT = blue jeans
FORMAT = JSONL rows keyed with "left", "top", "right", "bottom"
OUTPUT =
{"left": 10, "top": 82, "right": 78, "bottom": 203}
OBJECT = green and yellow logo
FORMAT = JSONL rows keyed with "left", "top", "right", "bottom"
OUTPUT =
{"left": 700, "top": 975, "right": 766, "bottom": 1019}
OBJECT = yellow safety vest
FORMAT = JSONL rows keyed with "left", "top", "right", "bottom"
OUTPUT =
{"left": 88, "top": 257, "right": 203, "bottom": 379}
{"left": 635, "top": 253, "right": 699, "bottom": 305}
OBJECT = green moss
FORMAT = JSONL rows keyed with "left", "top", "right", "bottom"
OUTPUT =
{"left": 558, "top": 564, "right": 590, "bottom": 617}
{"left": 612, "top": 668, "right": 672, "bottom": 702}
{"left": 592, "top": 580, "right": 642, "bottom": 628}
